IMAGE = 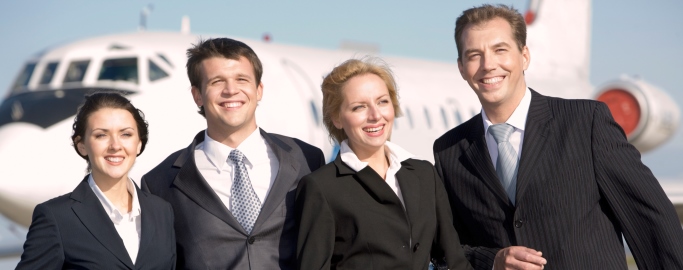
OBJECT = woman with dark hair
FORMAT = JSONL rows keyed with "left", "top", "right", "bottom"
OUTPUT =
{"left": 295, "top": 59, "right": 472, "bottom": 270}
{"left": 17, "top": 92, "right": 176, "bottom": 269}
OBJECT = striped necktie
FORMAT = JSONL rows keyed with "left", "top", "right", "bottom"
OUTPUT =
{"left": 488, "top": 123, "right": 518, "bottom": 204}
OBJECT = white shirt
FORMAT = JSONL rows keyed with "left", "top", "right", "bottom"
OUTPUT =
{"left": 194, "top": 127, "right": 279, "bottom": 211}
{"left": 88, "top": 175, "right": 141, "bottom": 264}
{"left": 339, "top": 140, "right": 415, "bottom": 207}
{"left": 482, "top": 88, "right": 532, "bottom": 169}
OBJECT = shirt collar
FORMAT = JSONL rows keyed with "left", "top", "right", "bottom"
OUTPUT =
{"left": 482, "top": 87, "right": 532, "bottom": 133}
{"left": 201, "top": 127, "right": 266, "bottom": 170}
{"left": 339, "top": 140, "right": 414, "bottom": 172}
{"left": 88, "top": 174, "right": 141, "bottom": 224}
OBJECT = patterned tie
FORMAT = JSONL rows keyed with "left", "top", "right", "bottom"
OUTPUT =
{"left": 488, "top": 123, "right": 518, "bottom": 204}
{"left": 229, "top": 149, "right": 261, "bottom": 234}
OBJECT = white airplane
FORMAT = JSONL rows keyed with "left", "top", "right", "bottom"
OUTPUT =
{"left": 0, "top": 0, "right": 681, "bottom": 250}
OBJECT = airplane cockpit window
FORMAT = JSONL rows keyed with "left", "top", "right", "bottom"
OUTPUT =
{"left": 148, "top": 60, "right": 168, "bottom": 82}
{"left": 157, "top": 53, "right": 173, "bottom": 67}
{"left": 11, "top": 63, "right": 36, "bottom": 92}
{"left": 63, "top": 60, "right": 90, "bottom": 83}
{"left": 309, "top": 101, "right": 320, "bottom": 126}
{"left": 98, "top": 57, "right": 138, "bottom": 84}
{"left": 39, "top": 62, "right": 59, "bottom": 85}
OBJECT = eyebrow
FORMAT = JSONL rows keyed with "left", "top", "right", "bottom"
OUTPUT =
{"left": 91, "top": 127, "right": 135, "bottom": 132}
{"left": 463, "top": 41, "right": 512, "bottom": 56}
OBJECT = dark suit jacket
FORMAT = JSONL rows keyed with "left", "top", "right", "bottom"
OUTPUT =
{"left": 295, "top": 155, "right": 472, "bottom": 270}
{"left": 17, "top": 175, "right": 176, "bottom": 270}
{"left": 433, "top": 89, "right": 683, "bottom": 270}
{"left": 142, "top": 129, "right": 325, "bottom": 269}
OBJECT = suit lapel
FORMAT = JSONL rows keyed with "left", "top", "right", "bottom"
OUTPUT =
{"left": 334, "top": 155, "right": 403, "bottom": 207}
{"left": 516, "top": 90, "right": 553, "bottom": 200}
{"left": 171, "top": 131, "right": 246, "bottom": 234}
{"left": 135, "top": 184, "right": 153, "bottom": 265}
{"left": 395, "top": 161, "right": 420, "bottom": 226}
{"left": 70, "top": 176, "right": 134, "bottom": 269}
{"left": 462, "top": 114, "right": 512, "bottom": 205}
{"left": 253, "top": 129, "right": 300, "bottom": 232}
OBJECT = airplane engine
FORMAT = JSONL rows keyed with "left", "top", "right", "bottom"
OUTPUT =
{"left": 594, "top": 76, "right": 680, "bottom": 153}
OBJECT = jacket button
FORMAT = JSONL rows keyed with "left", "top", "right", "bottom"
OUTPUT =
{"left": 514, "top": 219, "right": 524, "bottom": 228}
{"left": 248, "top": 237, "right": 256, "bottom": 244}
{"left": 413, "top": 243, "right": 420, "bottom": 252}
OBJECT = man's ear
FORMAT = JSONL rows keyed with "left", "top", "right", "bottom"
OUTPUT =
{"left": 256, "top": 82, "right": 263, "bottom": 101}
{"left": 522, "top": 45, "right": 530, "bottom": 71}
{"left": 191, "top": 86, "right": 203, "bottom": 107}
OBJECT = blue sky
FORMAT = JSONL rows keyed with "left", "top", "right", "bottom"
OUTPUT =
{"left": 0, "top": 0, "right": 682, "bottom": 179}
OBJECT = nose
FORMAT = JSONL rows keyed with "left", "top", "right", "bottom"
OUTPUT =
{"left": 482, "top": 52, "right": 498, "bottom": 71}
{"left": 222, "top": 80, "right": 240, "bottom": 96}
{"left": 367, "top": 105, "right": 381, "bottom": 121}
{"left": 109, "top": 136, "right": 122, "bottom": 151}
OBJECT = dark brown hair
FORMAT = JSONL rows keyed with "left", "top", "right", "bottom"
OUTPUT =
{"left": 454, "top": 4, "right": 527, "bottom": 60}
{"left": 186, "top": 38, "right": 263, "bottom": 116}
{"left": 71, "top": 92, "right": 149, "bottom": 167}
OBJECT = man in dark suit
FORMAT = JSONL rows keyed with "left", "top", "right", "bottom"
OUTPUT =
{"left": 433, "top": 4, "right": 683, "bottom": 270}
{"left": 142, "top": 38, "right": 325, "bottom": 269}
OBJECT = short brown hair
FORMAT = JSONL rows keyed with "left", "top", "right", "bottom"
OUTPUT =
{"left": 186, "top": 38, "right": 263, "bottom": 116}
{"left": 454, "top": 4, "right": 527, "bottom": 60}
{"left": 321, "top": 58, "right": 403, "bottom": 144}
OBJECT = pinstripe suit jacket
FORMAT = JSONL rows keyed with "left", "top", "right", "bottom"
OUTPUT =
{"left": 433, "top": 90, "right": 683, "bottom": 270}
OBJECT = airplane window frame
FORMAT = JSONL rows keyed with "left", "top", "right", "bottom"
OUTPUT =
{"left": 98, "top": 57, "right": 139, "bottom": 84}
{"left": 423, "top": 107, "right": 432, "bottom": 129}
{"left": 11, "top": 62, "right": 37, "bottom": 93}
{"left": 148, "top": 59, "right": 169, "bottom": 82}
{"left": 39, "top": 62, "right": 59, "bottom": 85}
{"left": 63, "top": 60, "right": 90, "bottom": 83}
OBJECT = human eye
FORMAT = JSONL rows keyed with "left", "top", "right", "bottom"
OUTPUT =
{"left": 379, "top": 98, "right": 390, "bottom": 105}
{"left": 94, "top": 133, "right": 106, "bottom": 139}
{"left": 351, "top": 105, "right": 365, "bottom": 111}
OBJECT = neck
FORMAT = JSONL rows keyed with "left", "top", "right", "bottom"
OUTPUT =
{"left": 483, "top": 87, "right": 526, "bottom": 124}
{"left": 350, "top": 143, "right": 389, "bottom": 179}
{"left": 207, "top": 124, "right": 257, "bottom": 148}
{"left": 92, "top": 173, "right": 132, "bottom": 213}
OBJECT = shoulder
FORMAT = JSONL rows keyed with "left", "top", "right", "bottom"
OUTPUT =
{"left": 539, "top": 94, "right": 602, "bottom": 117}
{"left": 434, "top": 114, "right": 481, "bottom": 153}
{"left": 142, "top": 148, "right": 185, "bottom": 183}
{"left": 266, "top": 132, "right": 323, "bottom": 155}
{"left": 301, "top": 162, "right": 337, "bottom": 182}
{"left": 36, "top": 193, "right": 73, "bottom": 210}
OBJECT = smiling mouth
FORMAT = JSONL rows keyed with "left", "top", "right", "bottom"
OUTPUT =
{"left": 363, "top": 125, "right": 384, "bottom": 133}
{"left": 105, "top": 157, "right": 123, "bottom": 163}
{"left": 480, "top": 76, "right": 504, "bottom": 84}
{"left": 222, "top": 102, "right": 243, "bottom": 108}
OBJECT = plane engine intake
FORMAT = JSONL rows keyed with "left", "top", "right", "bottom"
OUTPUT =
{"left": 595, "top": 76, "right": 680, "bottom": 153}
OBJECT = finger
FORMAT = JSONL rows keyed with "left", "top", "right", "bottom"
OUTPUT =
{"left": 506, "top": 259, "right": 545, "bottom": 270}
{"left": 512, "top": 251, "right": 547, "bottom": 265}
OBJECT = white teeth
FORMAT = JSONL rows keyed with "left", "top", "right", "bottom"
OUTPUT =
{"left": 224, "top": 102, "right": 241, "bottom": 108}
{"left": 106, "top": 157, "right": 123, "bottom": 163}
{"left": 482, "top": 77, "right": 503, "bottom": 84}
{"left": 363, "top": 126, "right": 384, "bottom": 133}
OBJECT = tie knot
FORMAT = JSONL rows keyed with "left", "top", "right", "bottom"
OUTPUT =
{"left": 229, "top": 149, "right": 245, "bottom": 163}
{"left": 489, "top": 123, "right": 515, "bottom": 143}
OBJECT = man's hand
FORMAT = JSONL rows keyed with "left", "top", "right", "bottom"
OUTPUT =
{"left": 493, "top": 246, "right": 547, "bottom": 270}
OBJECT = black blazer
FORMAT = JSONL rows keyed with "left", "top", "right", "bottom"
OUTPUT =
{"left": 295, "top": 155, "right": 472, "bottom": 270}
{"left": 17, "top": 175, "right": 176, "bottom": 270}
{"left": 433, "top": 90, "right": 683, "bottom": 270}
{"left": 142, "top": 129, "right": 325, "bottom": 269}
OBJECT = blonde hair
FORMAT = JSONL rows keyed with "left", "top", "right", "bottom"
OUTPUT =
{"left": 321, "top": 58, "right": 403, "bottom": 144}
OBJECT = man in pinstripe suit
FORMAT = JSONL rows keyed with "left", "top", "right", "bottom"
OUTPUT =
{"left": 433, "top": 4, "right": 683, "bottom": 270}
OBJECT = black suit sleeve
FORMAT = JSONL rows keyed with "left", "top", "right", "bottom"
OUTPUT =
{"left": 433, "top": 151, "right": 499, "bottom": 270}
{"left": 592, "top": 102, "right": 683, "bottom": 269}
{"left": 431, "top": 165, "right": 474, "bottom": 270}
{"left": 295, "top": 174, "right": 335, "bottom": 269}
{"left": 16, "top": 203, "right": 65, "bottom": 270}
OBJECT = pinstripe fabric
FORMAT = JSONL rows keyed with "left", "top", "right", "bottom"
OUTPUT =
{"left": 433, "top": 89, "right": 683, "bottom": 270}
{"left": 488, "top": 124, "right": 517, "bottom": 204}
